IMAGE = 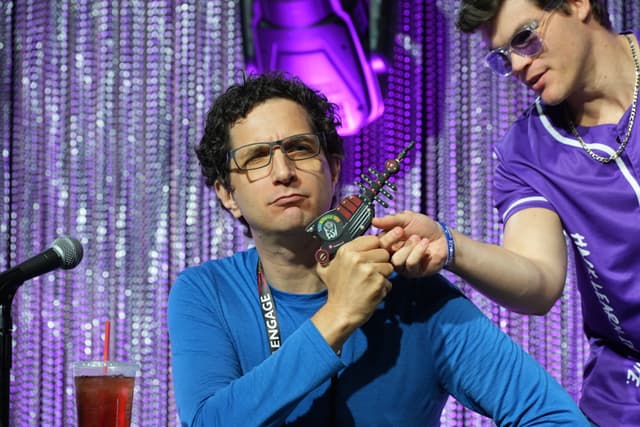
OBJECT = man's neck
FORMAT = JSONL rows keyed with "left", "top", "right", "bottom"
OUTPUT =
{"left": 252, "top": 231, "right": 325, "bottom": 294}
{"left": 567, "top": 31, "right": 638, "bottom": 126}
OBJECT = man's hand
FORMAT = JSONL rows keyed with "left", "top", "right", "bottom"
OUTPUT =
{"left": 312, "top": 235, "right": 393, "bottom": 352}
{"left": 373, "top": 210, "right": 449, "bottom": 277}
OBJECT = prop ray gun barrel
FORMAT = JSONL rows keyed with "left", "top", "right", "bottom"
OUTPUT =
{"left": 305, "top": 140, "right": 417, "bottom": 265}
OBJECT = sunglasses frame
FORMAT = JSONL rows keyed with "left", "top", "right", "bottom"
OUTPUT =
{"left": 484, "top": 21, "right": 544, "bottom": 77}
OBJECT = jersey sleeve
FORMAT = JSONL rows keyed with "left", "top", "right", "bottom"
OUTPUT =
{"left": 493, "top": 145, "right": 554, "bottom": 224}
{"left": 167, "top": 268, "right": 343, "bottom": 427}
{"left": 428, "top": 285, "right": 590, "bottom": 426}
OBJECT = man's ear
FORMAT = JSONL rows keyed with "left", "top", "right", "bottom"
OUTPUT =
{"left": 329, "top": 156, "right": 342, "bottom": 190}
{"left": 214, "top": 180, "right": 242, "bottom": 219}
{"left": 569, "top": 0, "right": 591, "bottom": 22}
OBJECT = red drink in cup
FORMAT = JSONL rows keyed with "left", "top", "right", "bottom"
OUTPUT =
{"left": 73, "top": 361, "right": 139, "bottom": 427}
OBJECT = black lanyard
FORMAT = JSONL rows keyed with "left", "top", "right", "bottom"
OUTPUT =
{"left": 256, "top": 260, "right": 338, "bottom": 424}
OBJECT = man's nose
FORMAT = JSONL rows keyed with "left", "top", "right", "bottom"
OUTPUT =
{"left": 270, "top": 148, "right": 296, "bottom": 181}
{"left": 510, "top": 51, "right": 533, "bottom": 76}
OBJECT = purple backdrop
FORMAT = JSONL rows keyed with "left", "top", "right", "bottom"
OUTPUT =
{"left": 1, "top": 1, "right": 639, "bottom": 426}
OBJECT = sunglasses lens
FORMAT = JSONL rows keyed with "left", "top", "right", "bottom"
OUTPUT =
{"left": 485, "top": 50, "right": 512, "bottom": 76}
{"left": 511, "top": 29, "right": 543, "bottom": 57}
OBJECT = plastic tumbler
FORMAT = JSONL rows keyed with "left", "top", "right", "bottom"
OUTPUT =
{"left": 72, "top": 360, "right": 139, "bottom": 427}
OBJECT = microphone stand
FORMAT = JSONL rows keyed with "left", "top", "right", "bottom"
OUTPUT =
{"left": 0, "top": 271, "right": 22, "bottom": 427}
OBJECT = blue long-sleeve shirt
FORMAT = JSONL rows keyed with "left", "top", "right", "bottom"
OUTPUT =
{"left": 168, "top": 248, "right": 589, "bottom": 426}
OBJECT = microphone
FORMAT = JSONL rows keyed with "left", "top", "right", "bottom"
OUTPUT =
{"left": 0, "top": 236, "right": 83, "bottom": 298}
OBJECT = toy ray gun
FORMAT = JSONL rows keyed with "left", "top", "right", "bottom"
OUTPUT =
{"left": 305, "top": 140, "right": 417, "bottom": 265}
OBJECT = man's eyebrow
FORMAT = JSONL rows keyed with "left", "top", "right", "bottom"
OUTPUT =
{"left": 490, "top": 19, "right": 536, "bottom": 50}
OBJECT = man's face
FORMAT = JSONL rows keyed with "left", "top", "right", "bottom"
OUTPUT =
{"left": 215, "top": 98, "right": 340, "bottom": 238}
{"left": 484, "top": 0, "right": 588, "bottom": 106}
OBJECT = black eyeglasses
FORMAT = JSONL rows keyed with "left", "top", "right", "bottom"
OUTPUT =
{"left": 228, "top": 132, "right": 325, "bottom": 171}
{"left": 485, "top": 1, "right": 561, "bottom": 76}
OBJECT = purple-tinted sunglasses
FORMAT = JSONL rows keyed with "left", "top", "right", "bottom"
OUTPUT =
{"left": 484, "top": 21, "right": 545, "bottom": 76}
{"left": 485, "top": 0, "right": 563, "bottom": 76}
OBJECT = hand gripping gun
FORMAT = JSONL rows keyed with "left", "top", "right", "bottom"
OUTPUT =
{"left": 305, "top": 140, "right": 417, "bottom": 265}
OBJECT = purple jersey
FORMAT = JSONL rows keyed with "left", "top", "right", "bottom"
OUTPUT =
{"left": 493, "top": 35, "right": 640, "bottom": 424}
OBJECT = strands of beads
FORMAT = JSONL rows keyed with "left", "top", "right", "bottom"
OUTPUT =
{"left": 4, "top": 0, "right": 634, "bottom": 425}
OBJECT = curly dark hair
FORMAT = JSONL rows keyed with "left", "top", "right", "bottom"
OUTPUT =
{"left": 456, "top": 0, "right": 611, "bottom": 33}
{"left": 195, "top": 72, "right": 344, "bottom": 192}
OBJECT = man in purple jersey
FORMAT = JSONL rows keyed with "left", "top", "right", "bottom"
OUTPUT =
{"left": 374, "top": 1, "right": 640, "bottom": 425}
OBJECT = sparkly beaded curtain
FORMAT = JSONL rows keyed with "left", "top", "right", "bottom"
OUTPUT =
{"left": 0, "top": 1, "right": 637, "bottom": 427}
{"left": 1, "top": 1, "right": 246, "bottom": 426}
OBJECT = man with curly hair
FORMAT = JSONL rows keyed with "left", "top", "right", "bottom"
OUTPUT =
{"left": 168, "top": 72, "right": 590, "bottom": 426}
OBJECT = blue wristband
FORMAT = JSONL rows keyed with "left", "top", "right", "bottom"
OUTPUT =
{"left": 437, "top": 221, "right": 455, "bottom": 268}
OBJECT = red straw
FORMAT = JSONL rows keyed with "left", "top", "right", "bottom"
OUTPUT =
{"left": 103, "top": 320, "right": 111, "bottom": 361}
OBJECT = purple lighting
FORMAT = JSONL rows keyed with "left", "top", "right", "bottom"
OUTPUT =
{"left": 6, "top": 0, "right": 636, "bottom": 425}
{"left": 249, "top": 0, "right": 384, "bottom": 136}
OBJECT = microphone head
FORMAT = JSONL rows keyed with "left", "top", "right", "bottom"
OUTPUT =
{"left": 51, "top": 236, "right": 84, "bottom": 269}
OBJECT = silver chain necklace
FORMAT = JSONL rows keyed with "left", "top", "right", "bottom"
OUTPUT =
{"left": 565, "top": 33, "right": 640, "bottom": 163}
